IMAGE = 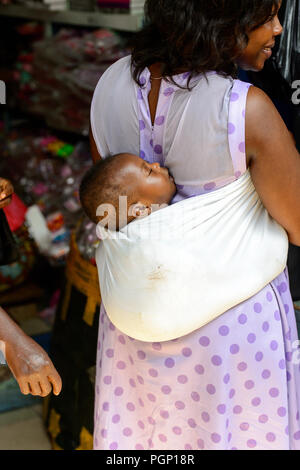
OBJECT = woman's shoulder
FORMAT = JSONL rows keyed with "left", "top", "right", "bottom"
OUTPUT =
{"left": 98, "top": 55, "right": 132, "bottom": 83}
{"left": 95, "top": 55, "right": 131, "bottom": 92}
{"left": 190, "top": 72, "right": 235, "bottom": 98}
{"left": 199, "top": 73, "right": 252, "bottom": 94}
{"left": 107, "top": 54, "right": 132, "bottom": 73}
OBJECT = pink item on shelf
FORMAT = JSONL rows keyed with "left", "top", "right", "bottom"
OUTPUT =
{"left": 40, "top": 136, "right": 58, "bottom": 147}
{"left": 32, "top": 182, "right": 49, "bottom": 196}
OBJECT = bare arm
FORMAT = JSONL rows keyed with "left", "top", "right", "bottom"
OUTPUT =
{"left": 0, "top": 307, "right": 62, "bottom": 396}
{"left": 246, "top": 86, "right": 300, "bottom": 246}
{"left": 89, "top": 122, "right": 102, "bottom": 163}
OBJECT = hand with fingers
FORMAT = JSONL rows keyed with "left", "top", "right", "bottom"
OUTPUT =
{"left": 0, "top": 178, "right": 14, "bottom": 210}
{"left": 4, "top": 334, "right": 62, "bottom": 397}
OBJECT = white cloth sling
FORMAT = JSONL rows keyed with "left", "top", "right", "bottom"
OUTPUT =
{"left": 95, "top": 169, "right": 288, "bottom": 342}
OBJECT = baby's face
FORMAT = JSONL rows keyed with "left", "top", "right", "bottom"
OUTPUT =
{"left": 118, "top": 154, "right": 176, "bottom": 207}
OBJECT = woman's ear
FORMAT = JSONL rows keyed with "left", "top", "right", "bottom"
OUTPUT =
{"left": 128, "top": 202, "right": 152, "bottom": 219}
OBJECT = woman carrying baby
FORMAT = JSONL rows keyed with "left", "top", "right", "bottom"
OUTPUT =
{"left": 90, "top": 0, "right": 300, "bottom": 450}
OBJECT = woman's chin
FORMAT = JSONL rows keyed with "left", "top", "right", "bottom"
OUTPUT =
{"left": 239, "top": 60, "right": 266, "bottom": 73}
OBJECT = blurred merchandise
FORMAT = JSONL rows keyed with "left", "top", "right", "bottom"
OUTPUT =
{"left": 0, "top": 125, "right": 97, "bottom": 266}
{"left": 4, "top": 193, "right": 28, "bottom": 232}
{"left": 0, "top": 210, "right": 19, "bottom": 266}
{"left": 0, "top": 194, "right": 35, "bottom": 293}
{"left": 14, "top": 0, "right": 68, "bottom": 11}
{"left": 69, "top": 0, "right": 95, "bottom": 11}
{"left": 8, "top": 28, "right": 130, "bottom": 134}
{"left": 275, "top": 0, "right": 300, "bottom": 87}
{"left": 76, "top": 216, "right": 98, "bottom": 264}
{"left": 38, "top": 288, "right": 61, "bottom": 326}
{"left": 0, "top": 224, "right": 36, "bottom": 292}
{"left": 97, "top": 0, "right": 144, "bottom": 14}
{"left": 44, "top": 232, "right": 100, "bottom": 449}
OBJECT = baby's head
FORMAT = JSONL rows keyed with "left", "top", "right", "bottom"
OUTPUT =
{"left": 79, "top": 153, "right": 176, "bottom": 230}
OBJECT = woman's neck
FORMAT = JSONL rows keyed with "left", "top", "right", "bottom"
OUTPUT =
{"left": 148, "top": 63, "right": 190, "bottom": 77}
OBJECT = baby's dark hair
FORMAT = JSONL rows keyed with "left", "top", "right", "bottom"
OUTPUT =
{"left": 79, "top": 154, "right": 133, "bottom": 225}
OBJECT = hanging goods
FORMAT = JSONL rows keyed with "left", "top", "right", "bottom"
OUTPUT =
{"left": 275, "top": 0, "right": 300, "bottom": 86}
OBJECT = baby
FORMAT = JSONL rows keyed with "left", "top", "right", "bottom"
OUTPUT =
{"left": 79, "top": 153, "right": 176, "bottom": 230}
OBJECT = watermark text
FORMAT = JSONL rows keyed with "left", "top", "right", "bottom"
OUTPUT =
{"left": 0, "top": 80, "right": 5, "bottom": 105}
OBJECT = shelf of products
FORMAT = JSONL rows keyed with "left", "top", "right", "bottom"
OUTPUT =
{"left": 0, "top": 4, "right": 143, "bottom": 31}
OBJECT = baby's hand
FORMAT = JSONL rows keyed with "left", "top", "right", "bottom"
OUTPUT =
{"left": 0, "top": 178, "right": 14, "bottom": 209}
{"left": 4, "top": 334, "right": 62, "bottom": 397}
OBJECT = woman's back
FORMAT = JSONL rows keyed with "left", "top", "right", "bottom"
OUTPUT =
{"left": 91, "top": 55, "right": 249, "bottom": 203}
{"left": 91, "top": 0, "right": 300, "bottom": 450}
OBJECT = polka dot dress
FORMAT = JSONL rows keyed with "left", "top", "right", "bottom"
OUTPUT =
{"left": 93, "top": 69, "right": 300, "bottom": 450}
{"left": 94, "top": 272, "right": 300, "bottom": 450}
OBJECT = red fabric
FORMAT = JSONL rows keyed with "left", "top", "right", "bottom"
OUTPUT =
{"left": 3, "top": 193, "right": 28, "bottom": 232}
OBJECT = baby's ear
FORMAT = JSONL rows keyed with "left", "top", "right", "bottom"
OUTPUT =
{"left": 128, "top": 202, "right": 151, "bottom": 219}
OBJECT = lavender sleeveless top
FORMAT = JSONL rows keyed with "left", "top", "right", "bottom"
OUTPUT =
{"left": 91, "top": 55, "right": 251, "bottom": 200}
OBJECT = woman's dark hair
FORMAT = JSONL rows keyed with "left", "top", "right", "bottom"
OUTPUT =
{"left": 131, "top": 0, "right": 281, "bottom": 88}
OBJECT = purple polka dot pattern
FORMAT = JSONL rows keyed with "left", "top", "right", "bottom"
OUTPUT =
{"left": 161, "top": 385, "right": 171, "bottom": 395}
{"left": 177, "top": 375, "right": 188, "bottom": 384}
{"left": 175, "top": 400, "right": 185, "bottom": 409}
{"left": 240, "top": 422, "right": 249, "bottom": 431}
{"left": 137, "top": 350, "right": 146, "bottom": 360}
{"left": 230, "top": 344, "right": 240, "bottom": 354}
{"left": 204, "top": 182, "right": 217, "bottom": 191}
{"left": 163, "top": 87, "right": 175, "bottom": 96}
{"left": 230, "top": 92, "right": 239, "bottom": 102}
{"left": 255, "top": 351, "right": 263, "bottom": 362}
{"left": 211, "top": 355, "right": 222, "bottom": 366}
{"left": 254, "top": 303, "right": 262, "bottom": 313}
{"left": 112, "top": 414, "right": 120, "bottom": 424}
{"left": 182, "top": 347, "right": 192, "bottom": 357}
{"left": 139, "top": 120, "right": 145, "bottom": 131}
{"left": 191, "top": 392, "right": 200, "bottom": 402}
{"left": 219, "top": 325, "right": 230, "bottom": 336}
{"left": 165, "top": 358, "right": 175, "bottom": 368}
{"left": 247, "top": 333, "right": 256, "bottom": 344}
{"left": 217, "top": 404, "right": 226, "bottom": 414}
{"left": 149, "top": 368, "right": 158, "bottom": 377}
{"left": 93, "top": 68, "right": 299, "bottom": 450}
{"left": 259, "top": 414, "right": 268, "bottom": 423}
{"left": 228, "top": 123, "right": 235, "bottom": 135}
{"left": 154, "top": 144, "right": 163, "bottom": 155}
{"left": 114, "top": 387, "right": 123, "bottom": 396}
{"left": 238, "top": 142, "right": 246, "bottom": 153}
{"left": 155, "top": 116, "right": 165, "bottom": 126}
{"left": 160, "top": 410, "right": 169, "bottom": 419}
{"left": 223, "top": 373, "right": 230, "bottom": 384}
{"left": 245, "top": 380, "right": 254, "bottom": 390}
{"left": 207, "top": 384, "right": 216, "bottom": 395}
{"left": 195, "top": 364, "right": 205, "bottom": 375}
{"left": 199, "top": 336, "right": 210, "bottom": 347}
